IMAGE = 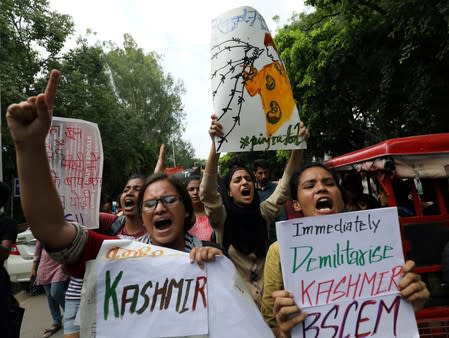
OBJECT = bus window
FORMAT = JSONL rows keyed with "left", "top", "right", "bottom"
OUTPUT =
{"left": 340, "top": 171, "right": 380, "bottom": 211}
{"left": 419, "top": 178, "right": 440, "bottom": 215}
{"left": 392, "top": 178, "right": 415, "bottom": 216}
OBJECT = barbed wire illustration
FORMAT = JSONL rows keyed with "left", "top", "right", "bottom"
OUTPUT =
{"left": 211, "top": 37, "right": 264, "bottom": 152}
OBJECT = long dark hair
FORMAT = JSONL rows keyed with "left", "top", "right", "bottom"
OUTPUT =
{"left": 185, "top": 174, "right": 201, "bottom": 187}
{"left": 137, "top": 173, "right": 195, "bottom": 231}
{"left": 221, "top": 158, "right": 268, "bottom": 258}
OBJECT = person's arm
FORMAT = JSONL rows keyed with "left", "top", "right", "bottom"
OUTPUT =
{"left": 261, "top": 122, "right": 309, "bottom": 224}
{"left": 261, "top": 242, "right": 285, "bottom": 329}
{"left": 6, "top": 70, "right": 76, "bottom": 250}
{"left": 153, "top": 144, "right": 166, "bottom": 174}
{"left": 199, "top": 114, "right": 226, "bottom": 242}
{"left": 0, "top": 215, "right": 18, "bottom": 261}
{"left": 399, "top": 260, "right": 430, "bottom": 311}
{"left": 0, "top": 239, "right": 13, "bottom": 261}
{"left": 30, "top": 240, "right": 43, "bottom": 279}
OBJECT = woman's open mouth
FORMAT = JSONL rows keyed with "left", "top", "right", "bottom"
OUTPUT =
{"left": 154, "top": 219, "right": 172, "bottom": 230}
{"left": 124, "top": 198, "right": 135, "bottom": 210}
{"left": 316, "top": 197, "right": 333, "bottom": 211}
{"left": 241, "top": 188, "right": 251, "bottom": 196}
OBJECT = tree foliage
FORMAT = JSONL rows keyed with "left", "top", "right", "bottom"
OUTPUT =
{"left": 104, "top": 34, "right": 185, "bottom": 147}
{"left": 0, "top": 1, "right": 194, "bottom": 203}
{"left": 275, "top": 0, "right": 449, "bottom": 159}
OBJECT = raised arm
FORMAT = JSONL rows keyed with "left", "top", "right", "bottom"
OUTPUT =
{"left": 199, "top": 114, "right": 226, "bottom": 242}
{"left": 261, "top": 121, "right": 309, "bottom": 223}
{"left": 204, "top": 114, "right": 221, "bottom": 176}
{"left": 153, "top": 143, "right": 166, "bottom": 174}
{"left": 6, "top": 70, "right": 76, "bottom": 249}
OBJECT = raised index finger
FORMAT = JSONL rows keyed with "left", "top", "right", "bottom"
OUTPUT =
{"left": 44, "top": 69, "right": 61, "bottom": 110}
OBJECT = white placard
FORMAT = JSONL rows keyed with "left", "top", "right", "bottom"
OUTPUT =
{"left": 276, "top": 207, "right": 419, "bottom": 338}
{"left": 46, "top": 117, "right": 103, "bottom": 228}
{"left": 211, "top": 6, "right": 305, "bottom": 153}
{"left": 81, "top": 240, "right": 273, "bottom": 337}
{"left": 97, "top": 254, "right": 208, "bottom": 337}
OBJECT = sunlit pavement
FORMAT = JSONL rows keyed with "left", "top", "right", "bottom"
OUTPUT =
{"left": 17, "top": 290, "right": 64, "bottom": 338}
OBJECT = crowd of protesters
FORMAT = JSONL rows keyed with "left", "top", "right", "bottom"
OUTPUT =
{"left": 1, "top": 69, "right": 430, "bottom": 338}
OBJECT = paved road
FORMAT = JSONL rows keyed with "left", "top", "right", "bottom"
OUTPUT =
{"left": 17, "top": 291, "right": 64, "bottom": 338}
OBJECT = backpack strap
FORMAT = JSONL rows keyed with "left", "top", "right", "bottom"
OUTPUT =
{"left": 110, "top": 215, "right": 126, "bottom": 235}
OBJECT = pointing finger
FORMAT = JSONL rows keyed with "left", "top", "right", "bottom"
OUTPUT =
{"left": 44, "top": 69, "right": 60, "bottom": 110}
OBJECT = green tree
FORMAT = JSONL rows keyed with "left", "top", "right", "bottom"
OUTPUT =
{"left": 169, "top": 138, "right": 196, "bottom": 169}
{"left": 0, "top": 0, "right": 73, "bottom": 101}
{"left": 218, "top": 151, "right": 289, "bottom": 180}
{"left": 48, "top": 36, "right": 137, "bottom": 196}
{"left": 275, "top": 0, "right": 449, "bottom": 158}
{"left": 0, "top": 0, "right": 73, "bottom": 220}
{"left": 53, "top": 33, "right": 189, "bottom": 196}
{"left": 104, "top": 34, "right": 185, "bottom": 151}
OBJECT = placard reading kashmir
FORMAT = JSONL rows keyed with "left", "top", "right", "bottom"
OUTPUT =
{"left": 90, "top": 240, "right": 273, "bottom": 337}
{"left": 276, "top": 207, "right": 419, "bottom": 338}
{"left": 96, "top": 253, "right": 208, "bottom": 337}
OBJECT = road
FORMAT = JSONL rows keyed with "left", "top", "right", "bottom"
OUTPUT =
{"left": 17, "top": 290, "right": 64, "bottom": 338}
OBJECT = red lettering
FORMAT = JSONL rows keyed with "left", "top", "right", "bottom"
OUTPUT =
{"left": 301, "top": 279, "right": 315, "bottom": 306}
{"left": 192, "top": 276, "right": 207, "bottom": 310}
{"left": 316, "top": 280, "right": 334, "bottom": 305}
{"left": 355, "top": 299, "right": 376, "bottom": 338}
{"left": 388, "top": 265, "right": 402, "bottom": 291}
{"left": 373, "top": 295, "right": 401, "bottom": 335}
{"left": 360, "top": 271, "right": 377, "bottom": 297}
{"left": 375, "top": 271, "right": 389, "bottom": 295}
{"left": 331, "top": 276, "right": 347, "bottom": 302}
{"left": 347, "top": 274, "right": 361, "bottom": 300}
{"left": 339, "top": 300, "right": 358, "bottom": 338}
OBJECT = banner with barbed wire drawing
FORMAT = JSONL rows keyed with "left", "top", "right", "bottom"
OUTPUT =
{"left": 211, "top": 6, "right": 306, "bottom": 153}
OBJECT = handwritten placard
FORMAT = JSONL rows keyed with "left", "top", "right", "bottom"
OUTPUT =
{"left": 97, "top": 253, "right": 208, "bottom": 337}
{"left": 211, "top": 6, "right": 305, "bottom": 153}
{"left": 82, "top": 240, "right": 273, "bottom": 337}
{"left": 45, "top": 117, "right": 103, "bottom": 229}
{"left": 276, "top": 207, "right": 419, "bottom": 338}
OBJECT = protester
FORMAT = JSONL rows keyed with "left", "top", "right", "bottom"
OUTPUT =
{"left": 0, "top": 182, "right": 23, "bottom": 338}
{"left": 64, "top": 174, "right": 145, "bottom": 338}
{"left": 6, "top": 69, "right": 222, "bottom": 330}
{"left": 100, "top": 197, "right": 113, "bottom": 214}
{"left": 261, "top": 162, "right": 430, "bottom": 337}
{"left": 253, "top": 158, "right": 287, "bottom": 243}
{"left": 341, "top": 170, "right": 380, "bottom": 211}
{"left": 153, "top": 144, "right": 214, "bottom": 241}
{"left": 31, "top": 241, "right": 69, "bottom": 338}
{"left": 200, "top": 113, "right": 308, "bottom": 305}
{"left": 185, "top": 174, "right": 214, "bottom": 241}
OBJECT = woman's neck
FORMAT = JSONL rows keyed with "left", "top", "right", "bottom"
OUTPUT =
{"left": 123, "top": 215, "right": 144, "bottom": 235}
{"left": 155, "top": 236, "right": 185, "bottom": 252}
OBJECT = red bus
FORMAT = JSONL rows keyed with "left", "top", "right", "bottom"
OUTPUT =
{"left": 326, "top": 133, "right": 449, "bottom": 336}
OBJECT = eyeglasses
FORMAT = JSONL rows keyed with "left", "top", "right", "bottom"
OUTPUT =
{"left": 142, "top": 195, "right": 181, "bottom": 213}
